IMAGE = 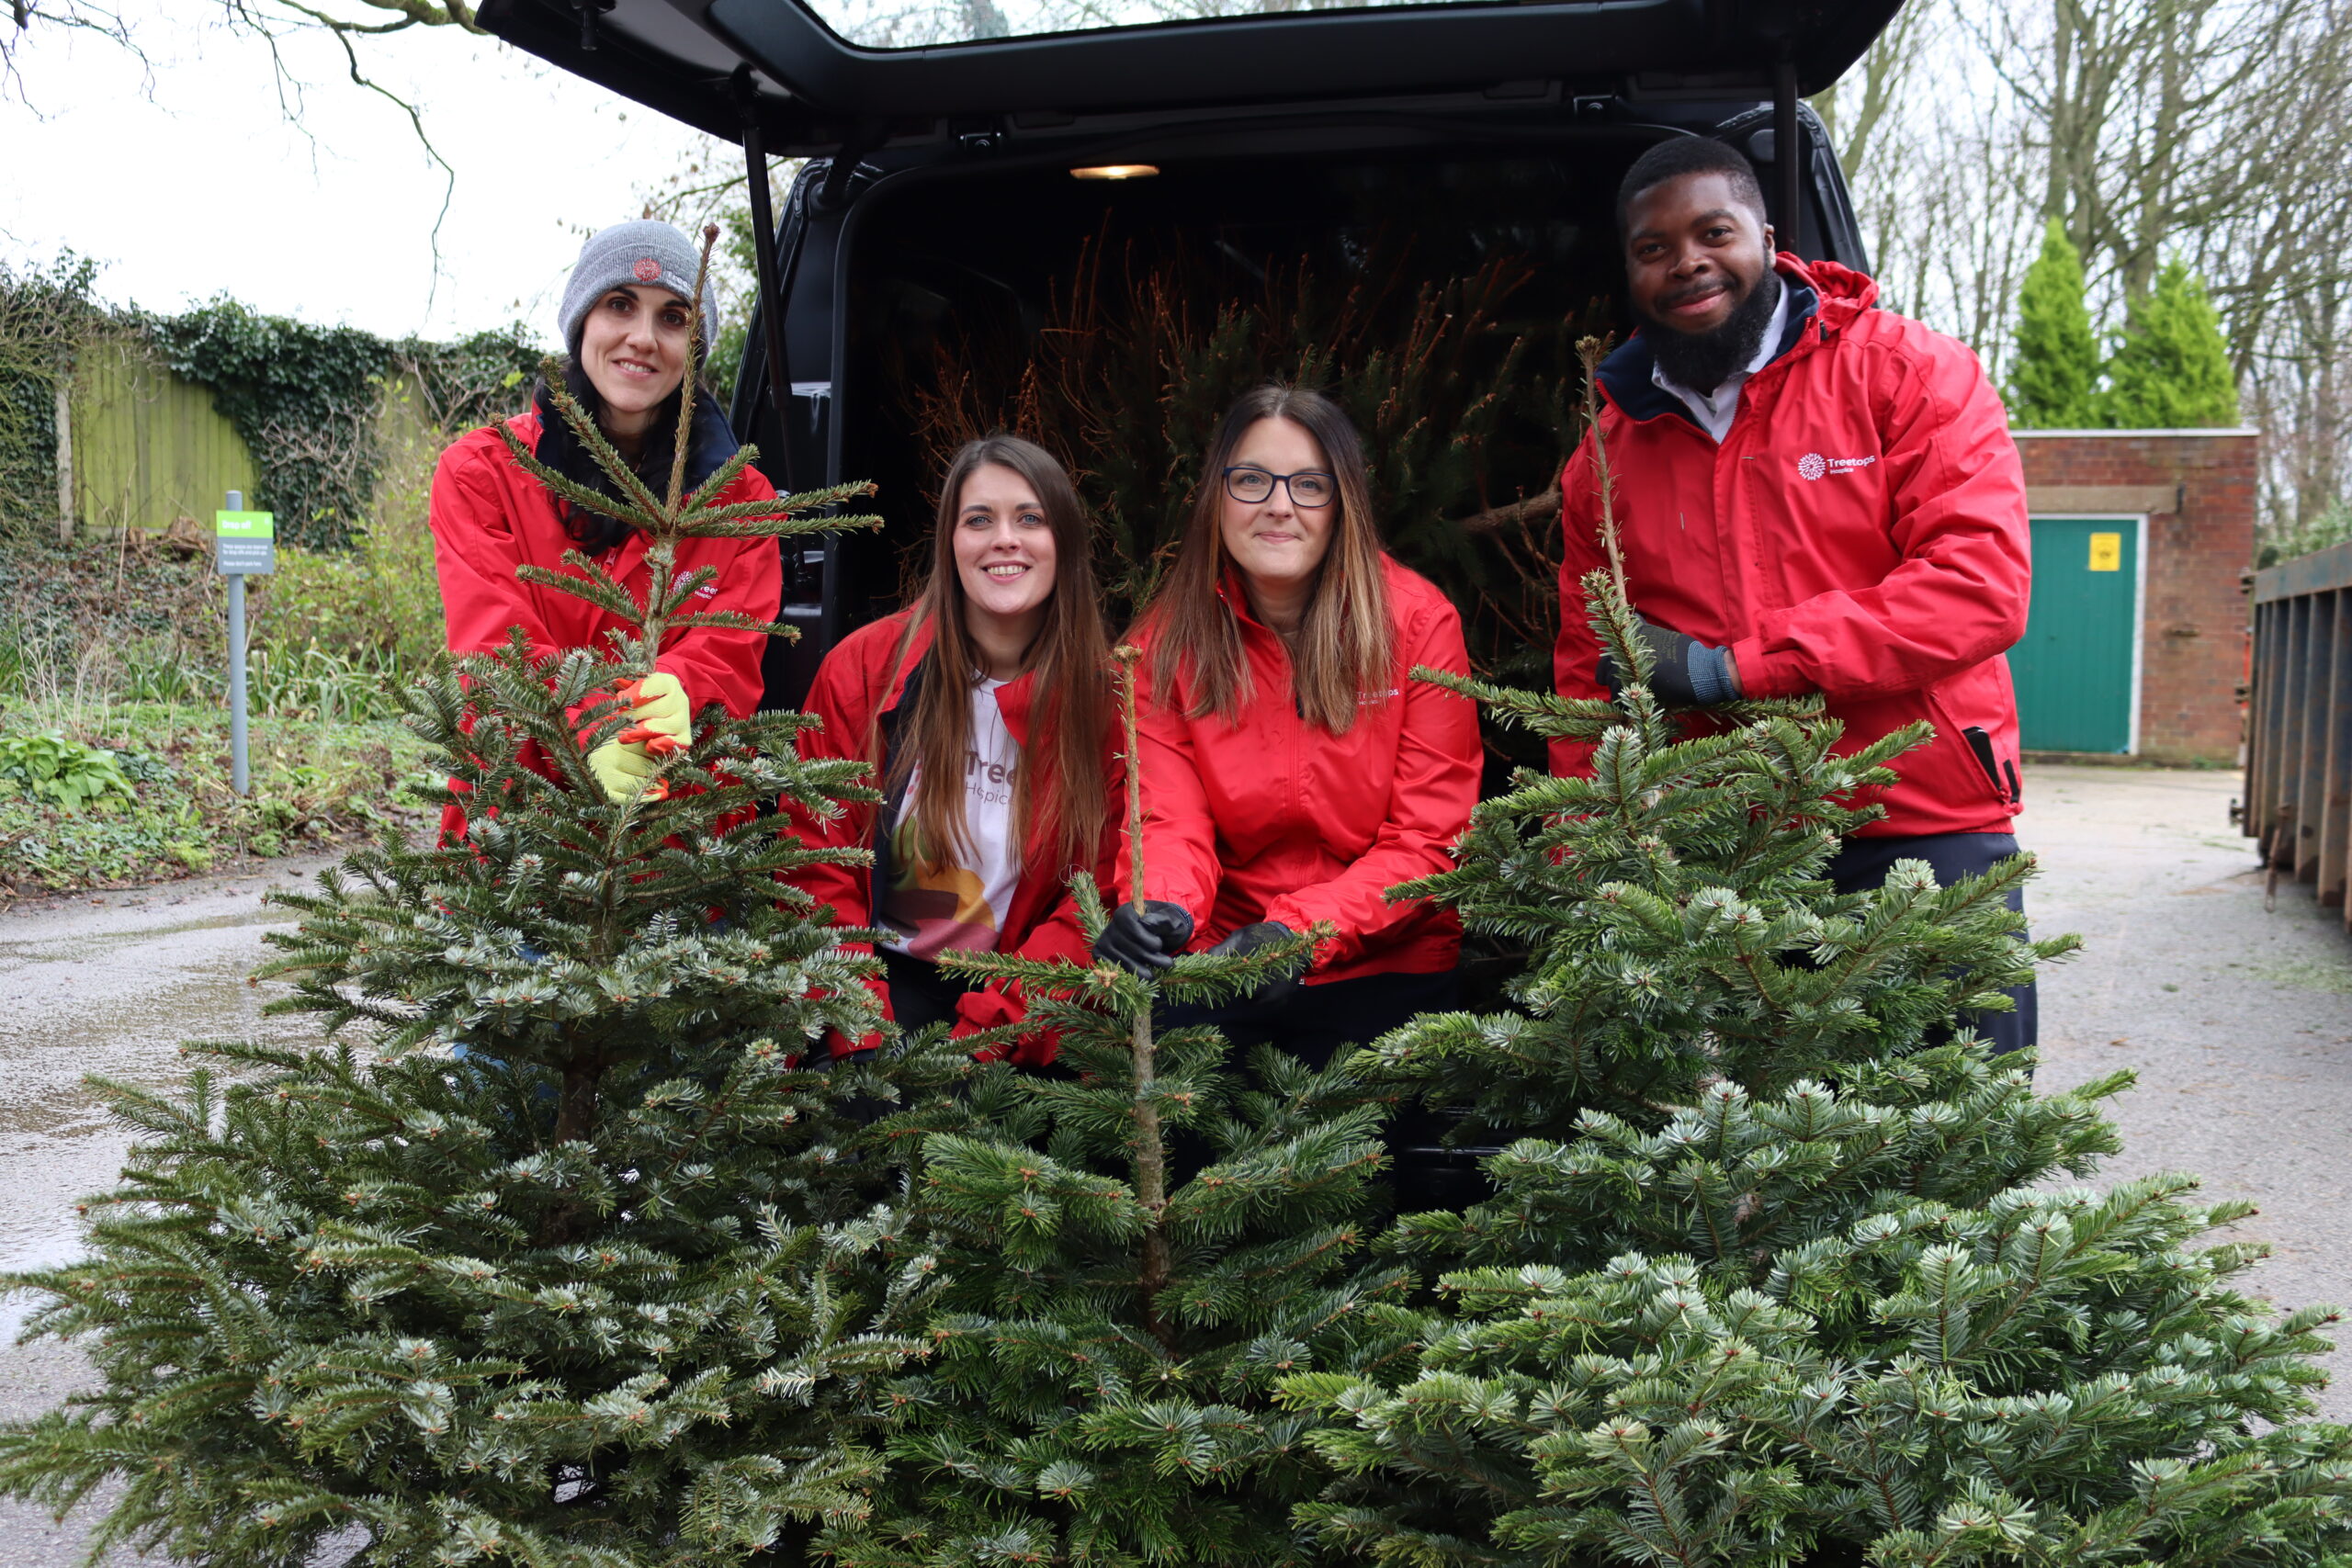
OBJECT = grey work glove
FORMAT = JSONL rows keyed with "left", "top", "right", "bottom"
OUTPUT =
{"left": 1206, "top": 919, "right": 1305, "bottom": 1006}
{"left": 1598, "top": 618, "right": 1739, "bottom": 707}
{"left": 1093, "top": 900, "right": 1195, "bottom": 978}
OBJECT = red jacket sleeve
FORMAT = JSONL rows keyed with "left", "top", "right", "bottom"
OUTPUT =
{"left": 1727, "top": 338, "right": 2030, "bottom": 701}
{"left": 430, "top": 441, "right": 563, "bottom": 663}
{"left": 787, "top": 640, "right": 879, "bottom": 941}
{"left": 1120, "top": 649, "right": 1226, "bottom": 930}
{"left": 654, "top": 472, "right": 784, "bottom": 719}
{"left": 784, "top": 637, "right": 893, "bottom": 1057}
{"left": 1549, "top": 436, "right": 1611, "bottom": 780}
{"left": 1261, "top": 601, "right": 1481, "bottom": 967}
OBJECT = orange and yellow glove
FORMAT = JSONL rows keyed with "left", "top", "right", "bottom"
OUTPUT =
{"left": 586, "top": 671, "right": 692, "bottom": 802}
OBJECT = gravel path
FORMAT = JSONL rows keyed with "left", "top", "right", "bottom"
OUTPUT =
{"left": 0, "top": 768, "right": 2344, "bottom": 1561}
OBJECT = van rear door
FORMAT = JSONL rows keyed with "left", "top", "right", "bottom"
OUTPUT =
{"left": 481, "top": 0, "right": 1902, "bottom": 155}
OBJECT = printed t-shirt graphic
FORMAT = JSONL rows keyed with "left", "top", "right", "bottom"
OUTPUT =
{"left": 877, "top": 677, "right": 1021, "bottom": 961}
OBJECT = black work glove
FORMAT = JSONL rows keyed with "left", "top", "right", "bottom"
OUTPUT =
{"left": 1093, "top": 900, "right": 1195, "bottom": 978}
{"left": 1597, "top": 618, "right": 1739, "bottom": 707}
{"left": 1206, "top": 919, "right": 1306, "bottom": 1006}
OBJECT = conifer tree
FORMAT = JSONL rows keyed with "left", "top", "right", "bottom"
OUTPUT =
{"left": 829, "top": 648, "right": 1409, "bottom": 1568}
{"left": 2102, "top": 259, "right": 2240, "bottom": 430}
{"left": 1278, "top": 338, "right": 2352, "bottom": 1566}
{"left": 0, "top": 229, "right": 970, "bottom": 1568}
{"left": 2007, "top": 220, "right": 2102, "bottom": 428}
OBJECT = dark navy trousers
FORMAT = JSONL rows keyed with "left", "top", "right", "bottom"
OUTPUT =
{"left": 1825, "top": 830, "right": 2036, "bottom": 1056}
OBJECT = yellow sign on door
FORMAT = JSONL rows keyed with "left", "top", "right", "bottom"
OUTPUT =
{"left": 2088, "top": 531, "right": 2123, "bottom": 572}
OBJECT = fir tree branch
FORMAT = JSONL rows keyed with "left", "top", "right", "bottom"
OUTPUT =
{"left": 667, "top": 225, "right": 718, "bottom": 515}
{"left": 493, "top": 423, "right": 655, "bottom": 533}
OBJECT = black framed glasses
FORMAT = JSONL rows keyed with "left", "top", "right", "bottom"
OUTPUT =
{"left": 1223, "top": 465, "right": 1336, "bottom": 507}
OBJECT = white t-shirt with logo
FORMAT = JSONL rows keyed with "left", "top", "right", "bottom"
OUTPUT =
{"left": 877, "top": 677, "right": 1022, "bottom": 961}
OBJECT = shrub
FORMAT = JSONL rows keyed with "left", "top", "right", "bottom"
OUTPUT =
{"left": 2103, "top": 261, "right": 2240, "bottom": 431}
{"left": 2007, "top": 220, "right": 2101, "bottom": 429}
{"left": 0, "top": 728, "right": 135, "bottom": 810}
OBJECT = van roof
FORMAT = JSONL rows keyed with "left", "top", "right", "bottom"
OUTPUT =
{"left": 480, "top": 0, "right": 1905, "bottom": 151}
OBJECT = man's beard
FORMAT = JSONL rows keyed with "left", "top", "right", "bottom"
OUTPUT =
{"left": 1640, "top": 269, "right": 1783, "bottom": 394}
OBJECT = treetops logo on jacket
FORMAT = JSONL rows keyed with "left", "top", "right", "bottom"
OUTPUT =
{"left": 1797, "top": 452, "right": 1878, "bottom": 480}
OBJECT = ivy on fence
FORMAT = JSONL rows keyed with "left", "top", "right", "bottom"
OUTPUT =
{"left": 0, "top": 254, "right": 115, "bottom": 536}
{"left": 152, "top": 301, "right": 540, "bottom": 549}
{"left": 0, "top": 260, "right": 541, "bottom": 547}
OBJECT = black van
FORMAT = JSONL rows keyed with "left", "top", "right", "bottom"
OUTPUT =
{"left": 480, "top": 0, "right": 1896, "bottom": 711}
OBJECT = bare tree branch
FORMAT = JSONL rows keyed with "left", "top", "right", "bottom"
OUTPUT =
{"left": 6, "top": 0, "right": 483, "bottom": 211}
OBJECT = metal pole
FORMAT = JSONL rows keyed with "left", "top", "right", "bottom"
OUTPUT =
{"left": 737, "top": 68, "right": 797, "bottom": 487}
{"left": 224, "top": 489, "right": 249, "bottom": 796}
{"left": 1772, "top": 58, "right": 1802, "bottom": 251}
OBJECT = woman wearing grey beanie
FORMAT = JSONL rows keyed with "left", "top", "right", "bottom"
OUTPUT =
{"left": 427, "top": 220, "right": 780, "bottom": 823}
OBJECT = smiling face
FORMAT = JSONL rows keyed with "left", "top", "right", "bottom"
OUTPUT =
{"left": 576, "top": 285, "right": 693, "bottom": 437}
{"left": 953, "top": 461, "right": 1058, "bottom": 656}
{"left": 1623, "top": 170, "right": 1776, "bottom": 337}
{"left": 1217, "top": 416, "right": 1335, "bottom": 598}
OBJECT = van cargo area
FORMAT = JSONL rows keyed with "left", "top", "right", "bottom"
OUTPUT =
{"left": 755, "top": 114, "right": 1858, "bottom": 709}
{"left": 839, "top": 148, "right": 1620, "bottom": 610}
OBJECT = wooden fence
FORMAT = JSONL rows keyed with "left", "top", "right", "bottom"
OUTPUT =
{"left": 60, "top": 353, "right": 464, "bottom": 538}
{"left": 67, "top": 344, "right": 260, "bottom": 534}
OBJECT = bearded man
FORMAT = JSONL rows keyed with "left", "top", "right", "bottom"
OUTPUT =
{"left": 1550, "top": 134, "right": 2039, "bottom": 1054}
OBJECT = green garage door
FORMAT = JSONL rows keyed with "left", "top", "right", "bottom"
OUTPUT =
{"left": 2011, "top": 516, "right": 2140, "bottom": 753}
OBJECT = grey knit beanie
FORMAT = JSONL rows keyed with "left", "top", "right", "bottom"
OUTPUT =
{"left": 558, "top": 220, "right": 720, "bottom": 358}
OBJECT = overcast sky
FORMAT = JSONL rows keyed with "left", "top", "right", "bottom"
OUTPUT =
{"left": 1, "top": 5, "right": 728, "bottom": 344}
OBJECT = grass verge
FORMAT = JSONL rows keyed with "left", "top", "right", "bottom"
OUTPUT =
{"left": 0, "top": 700, "right": 433, "bottom": 901}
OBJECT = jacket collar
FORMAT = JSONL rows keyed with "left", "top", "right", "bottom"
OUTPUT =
{"left": 526, "top": 389, "right": 744, "bottom": 549}
{"left": 872, "top": 608, "right": 1040, "bottom": 748}
{"left": 1597, "top": 253, "right": 1868, "bottom": 427}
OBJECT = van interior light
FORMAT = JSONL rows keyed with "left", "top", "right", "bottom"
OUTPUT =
{"left": 1070, "top": 164, "right": 1159, "bottom": 181}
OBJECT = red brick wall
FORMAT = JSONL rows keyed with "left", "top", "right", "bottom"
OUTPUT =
{"left": 2014, "top": 431, "right": 2256, "bottom": 763}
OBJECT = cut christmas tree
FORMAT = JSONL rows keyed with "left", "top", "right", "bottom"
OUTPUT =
{"left": 829, "top": 649, "right": 1412, "bottom": 1568}
{"left": 0, "top": 230, "right": 970, "bottom": 1568}
{"left": 1281, "top": 339, "right": 2352, "bottom": 1566}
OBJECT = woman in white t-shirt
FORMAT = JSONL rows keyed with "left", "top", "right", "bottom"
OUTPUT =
{"left": 787, "top": 436, "right": 1114, "bottom": 1063}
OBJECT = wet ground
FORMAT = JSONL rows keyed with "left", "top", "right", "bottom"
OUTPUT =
{"left": 0, "top": 857, "right": 340, "bottom": 1567}
{"left": 2028, "top": 764, "right": 2352, "bottom": 1401}
{"left": 0, "top": 767, "right": 2345, "bottom": 1560}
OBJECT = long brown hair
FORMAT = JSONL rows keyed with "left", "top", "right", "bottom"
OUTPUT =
{"left": 1144, "top": 385, "right": 1393, "bottom": 732}
{"left": 885, "top": 435, "right": 1108, "bottom": 876}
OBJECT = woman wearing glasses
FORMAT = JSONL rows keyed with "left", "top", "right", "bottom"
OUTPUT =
{"left": 1092, "top": 384, "right": 1482, "bottom": 1059}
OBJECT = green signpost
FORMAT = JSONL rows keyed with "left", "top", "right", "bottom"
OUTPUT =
{"left": 216, "top": 494, "right": 276, "bottom": 795}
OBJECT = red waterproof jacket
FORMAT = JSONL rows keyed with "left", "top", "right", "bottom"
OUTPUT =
{"left": 787, "top": 609, "right": 1120, "bottom": 1064}
{"left": 428, "top": 407, "right": 783, "bottom": 840}
{"left": 1122, "top": 555, "right": 1481, "bottom": 982}
{"left": 1551, "top": 256, "right": 2030, "bottom": 836}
